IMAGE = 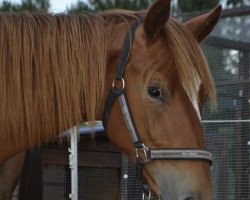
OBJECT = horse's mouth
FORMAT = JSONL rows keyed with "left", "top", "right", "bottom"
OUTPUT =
{"left": 158, "top": 193, "right": 200, "bottom": 200}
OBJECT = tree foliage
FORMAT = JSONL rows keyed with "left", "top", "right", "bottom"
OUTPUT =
{"left": 0, "top": 0, "right": 50, "bottom": 12}
{"left": 68, "top": 0, "right": 153, "bottom": 13}
{"left": 227, "top": 0, "right": 245, "bottom": 7}
{"left": 177, "top": 0, "right": 219, "bottom": 13}
{"left": 0, "top": 0, "right": 248, "bottom": 13}
{"left": 68, "top": 0, "right": 248, "bottom": 14}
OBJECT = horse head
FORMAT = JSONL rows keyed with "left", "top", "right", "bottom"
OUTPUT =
{"left": 105, "top": 0, "right": 221, "bottom": 199}
{"left": 0, "top": 0, "right": 221, "bottom": 198}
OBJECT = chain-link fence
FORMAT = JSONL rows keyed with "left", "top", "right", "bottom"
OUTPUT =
{"left": 202, "top": 6, "right": 250, "bottom": 200}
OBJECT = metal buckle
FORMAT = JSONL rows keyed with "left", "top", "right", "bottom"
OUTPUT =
{"left": 142, "top": 183, "right": 152, "bottom": 200}
{"left": 142, "top": 190, "right": 152, "bottom": 200}
{"left": 135, "top": 144, "right": 149, "bottom": 162}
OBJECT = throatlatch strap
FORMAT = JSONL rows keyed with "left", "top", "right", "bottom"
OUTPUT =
{"left": 102, "top": 19, "right": 141, "bottom": 131}
{"left": 102, "top": 87, "right": 124, "bottom": 131}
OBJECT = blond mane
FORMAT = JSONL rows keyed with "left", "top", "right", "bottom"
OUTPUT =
{"left": 166, "top": 19, "right": 217, "bottom": 109}
{"left": 0, "top": 10, "right": 216, "bottom": 153}
{"left": 0, "top": 12, "right": 109, "bottom": 149}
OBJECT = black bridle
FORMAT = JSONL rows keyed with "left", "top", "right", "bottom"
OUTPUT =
{"left": 103, "top": 19, "right": 212, "bottom": 199}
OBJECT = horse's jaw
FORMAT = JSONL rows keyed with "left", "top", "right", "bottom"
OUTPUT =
{"left": 144, "top": 161, "right": 212, "bottom": 200}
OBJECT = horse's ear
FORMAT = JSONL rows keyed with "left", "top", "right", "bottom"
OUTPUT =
{"left": 143, "top": 0, "right": 171, "bottom": 40}
{"left": 185, "top": 5, "right": 222, "bottom": 43}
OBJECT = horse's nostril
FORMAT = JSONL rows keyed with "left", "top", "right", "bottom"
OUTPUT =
{"left": 183, "top": 195, "right": 199, "bottom": 200}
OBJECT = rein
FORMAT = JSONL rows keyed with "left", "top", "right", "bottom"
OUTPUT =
{"left": 103, "top": 20, "right": 213, "bottom": 200}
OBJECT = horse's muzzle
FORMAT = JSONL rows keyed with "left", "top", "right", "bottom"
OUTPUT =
{"left": 146, "top": 161, "right": 212, "bottom": 200}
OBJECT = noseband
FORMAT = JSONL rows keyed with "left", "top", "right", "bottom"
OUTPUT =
{"left": 103, "top": 19, "right": 212, "bottom": 199}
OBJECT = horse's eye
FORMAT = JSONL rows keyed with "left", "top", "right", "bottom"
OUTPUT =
{"left": 148, "top": 87, "right": 165, "bottom": 102}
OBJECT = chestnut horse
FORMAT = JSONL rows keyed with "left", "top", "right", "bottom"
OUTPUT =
{"left": 0, "top": 0, "right": 221, "bottom": 199}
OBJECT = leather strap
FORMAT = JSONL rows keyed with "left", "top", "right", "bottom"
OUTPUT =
{"left": 115, "top": 19, "right": 141, "bottom": 80}
{"left": 102, "top": 19, "right": 141, "bottom": 131}
{"left": 136, "top": 148, "right": 213, "bottom": 181}
{"left": 102, "top": 87, "right": 124, "bottom": 130}
{"left": 149, "top": 149, "right": 213, "bottom": 165}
